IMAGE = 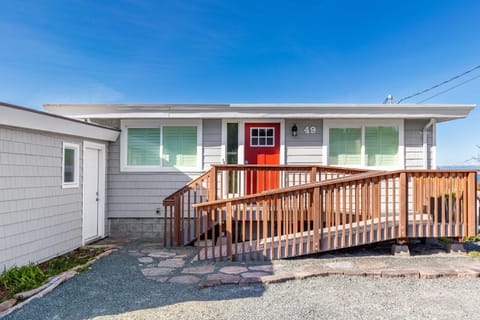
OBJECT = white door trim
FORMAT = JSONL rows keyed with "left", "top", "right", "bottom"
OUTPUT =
{"left": 221, "top": 119, "right": 285, "bottom": 165}
{"left": 82, "top": 141, "right": 106, "bottom": 244}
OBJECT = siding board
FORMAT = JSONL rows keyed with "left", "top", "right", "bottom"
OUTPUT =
{"left": 0, "top": 125, "right": 106, "bottom": 269}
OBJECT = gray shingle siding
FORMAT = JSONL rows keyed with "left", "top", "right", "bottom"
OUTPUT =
{"left": 0, "top": 125, "right": 84, "bottom": 269}
{"left": 404, "top": 119, "right": 433, "bottom": 169}
{"left": 285, "top": 119, "right": 324, "bottom": 164}
{"left": 95, "top": 119, "right": 214, "bottom": 219}
{"left": 203, "top": 119, "right": 222, "bottom": 167}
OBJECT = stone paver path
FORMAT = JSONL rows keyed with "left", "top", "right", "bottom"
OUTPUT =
{"left": 127, "top": 241, "right": 480, "bottom": 289}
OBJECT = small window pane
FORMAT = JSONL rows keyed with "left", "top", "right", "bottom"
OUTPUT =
{"left": 329, "top": 128, "right": 361, "bottom": 165}
{"left": 128, "top": 128, "right": 161, "bottom": 166}
{"left": 365, "top": 126, "right": 398, "bottom": 166}
{"left": 250, "top": 127, "right": 275, "bottom": 146}
{"left": 226, "top": 123, "right": 238, "bottom": 164}
{"left": 163, "top": 126, "right": 197, "bottom": 167}
{"left": 64, "top": 148, "right": 75, "bottom": 183}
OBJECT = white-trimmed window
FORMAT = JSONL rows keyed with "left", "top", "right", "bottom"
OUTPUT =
{"left": 62, "top": 142, "right": 80, "bottom": 188}
{"left": 121, "top": 120, "right": 202, "bottom": 171}
{"left": 324, "top": 120, "right": 404, "bottom": 169}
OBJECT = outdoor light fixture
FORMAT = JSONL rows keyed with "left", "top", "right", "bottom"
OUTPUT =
{"left": 292, "top": 124, "right": 298, "bottom": 137}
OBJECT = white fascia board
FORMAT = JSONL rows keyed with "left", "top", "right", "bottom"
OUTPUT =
{"left": 0, "top": 105, "right": 120, "bottom": 141}
{"left": 44, "top": 103, "right": 476, "bottom": 122}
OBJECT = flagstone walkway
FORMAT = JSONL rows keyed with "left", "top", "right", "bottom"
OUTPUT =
{"left": 127, "top": 240, "right": 480, "bottom": 289}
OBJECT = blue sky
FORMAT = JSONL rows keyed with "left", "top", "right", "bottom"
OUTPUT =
{"left": 1, "top": 0, "right": 479, "bottom": 165}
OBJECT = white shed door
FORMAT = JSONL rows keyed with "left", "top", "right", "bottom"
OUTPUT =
{"left": 83, "top": 147, "right": 100, "bottom": 242}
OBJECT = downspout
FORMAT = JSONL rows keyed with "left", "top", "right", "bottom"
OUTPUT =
{"left": 423, "top": 119, "right": 436, "bottom": 169}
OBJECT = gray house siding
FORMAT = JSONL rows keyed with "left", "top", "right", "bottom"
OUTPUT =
{"left": 404, "top": 119, "right": 433, "bottom": 169}
{"left": 93, "top": 117, "right": 435, "bottom": 238}
{"left": 90, "top": 120, "right": 217, "bottom": 223}
{"left": 203, "top": 119, "right": 222, "bottom": 167}
{"left": 0, "top": 125, "right": 84, "bottom": 269}
{"left": 285, "top": 119, "right": 324, "bottom": 164}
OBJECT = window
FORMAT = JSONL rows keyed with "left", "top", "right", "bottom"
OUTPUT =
{"left": 121, "top": 120, "right": 202, "bottom": 171}
{"left": 250, "top": 127, "right": 275, "bottom": 147}
{"left": 162, "top": 126, "right": 197, "bottom": 167}
{"left": 62, "top": 142, "right": 79, "bottom": 188}
{"left": 329, "top": 128, "right": 361, "bottom": 165}
{"left": 365, "top": 126, "right": 399, "bottom": 167}
{"left": 325, "top": 120, "right": 403, "bottom": 169}
{"left": 127, "top": 128, "right": 161, "bottom": 166}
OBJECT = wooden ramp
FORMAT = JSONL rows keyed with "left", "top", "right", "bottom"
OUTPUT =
{"left": 193, "top": 214, "right": 466, "bottom": 261}
{"left": 163, "top": 165, "right": 477, "bottom": 261}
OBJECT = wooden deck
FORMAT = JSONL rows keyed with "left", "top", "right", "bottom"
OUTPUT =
{"left": 163, "top": 165, "right": 478, "bottom": 261}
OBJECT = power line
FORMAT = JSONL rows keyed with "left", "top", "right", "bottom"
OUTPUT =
{"left": 417, "top": 73, "right": 480, "bottom": 103}
{"left": 397, "top": 64, "right": 480, "bottom": 103}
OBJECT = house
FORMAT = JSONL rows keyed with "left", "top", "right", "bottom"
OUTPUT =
{"left": 43, "top": 103, "right": 476, "bottom": 240}
{"left": 1, "top": 102, "right": 477, "bottom": 267}
{"left": 0, "top": 103, "right": 119, "bottom": 269}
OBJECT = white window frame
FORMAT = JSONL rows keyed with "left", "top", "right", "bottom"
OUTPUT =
{"left": 323, "top": 119, "right": 404, "bottom": 170}
{"left": 120, "top": 119, "right": 203, "bottom": 172}
{"left": 62, "top": 142, "right": 80, "bottom": 188}
{"left": 249, "top": 127, "right": 276, "bottom": 147}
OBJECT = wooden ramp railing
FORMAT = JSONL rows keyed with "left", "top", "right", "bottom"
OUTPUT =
{"left": 192, "top": 170, "right": 477, "bottom": 261}
{"left": 162, "top": 165, "right": 369, "bottom": 246}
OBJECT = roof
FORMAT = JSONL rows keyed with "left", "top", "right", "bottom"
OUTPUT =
{"left": 44, "top": 103, "right": 476, "bottom": 122}
{"left": 0, "top": 102, "right": 120, "bottom": 141}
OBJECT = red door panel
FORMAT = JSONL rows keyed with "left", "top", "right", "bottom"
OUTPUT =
{"left": 245, "top": 123, "right": 280, "bottom": 194}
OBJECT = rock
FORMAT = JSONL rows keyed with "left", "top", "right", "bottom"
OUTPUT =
{"left": 182, "top": 265, "right": 215, "bottom": 274}
{"left": 138, "top": 257, "right": 154, "bottom": 263}
{"left": 141, "top": 267, "right": 174, "bottom": 277}
{"left": 148, "top": 251, "right": 176, "bottom": 258}
{"left": 158, "top": 258, "right": 185, "bottom": 268}
{"left": 169, "top": 275, "right": 201, "bottom": 284}
{"left": 248, "top": 265, "right": 274, "bottom": 272}
{"left": 219, "top": 266, "right": 248, "bottom": 274}
{"left": 0, "top": 299, "right": 16, "bottom": 312}
{"left": 206, "top": 273, "right": 240, "bottom": 285}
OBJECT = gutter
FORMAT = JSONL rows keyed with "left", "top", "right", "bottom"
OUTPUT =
{"left": 423, "top": 119, "right": 436, "bottom": 169}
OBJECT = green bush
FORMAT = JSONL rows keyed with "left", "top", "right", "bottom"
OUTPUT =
{"left": 0, "top": 264, "right": 48, "bottom": 294}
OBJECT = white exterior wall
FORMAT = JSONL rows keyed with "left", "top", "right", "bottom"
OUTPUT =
{"left": 0, "top": 126, "right": 85, "bottom": 269}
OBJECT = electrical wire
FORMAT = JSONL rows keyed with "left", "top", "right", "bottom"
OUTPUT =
{"left": 397, "top": 64, "right": 480, "bottom": 103}
{"left": 416, "top": 73, "right": 480, "bottom": 103}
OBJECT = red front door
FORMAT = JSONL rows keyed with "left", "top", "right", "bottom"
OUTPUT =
{"left": 244, "top": 123, "right": 281, "bottom": 194}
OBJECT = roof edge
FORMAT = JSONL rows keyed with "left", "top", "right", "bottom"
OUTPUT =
{"left": 0, "top": 102, "right": 120, "bottom": 141}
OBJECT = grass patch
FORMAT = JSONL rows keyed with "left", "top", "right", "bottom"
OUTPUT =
{"left": 0, "top": 247, "right": 106, "bottom": 303}
{"left": 466, "top": 234, "right": 480, "bottom": 242}
{"left": 468, "top": 251, "right": 480, "bottom": 257}
{"left": 437, "top": 237, "right": 453, "bottom": 244}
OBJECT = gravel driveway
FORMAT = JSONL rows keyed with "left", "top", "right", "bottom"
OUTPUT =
{"left": 4, "top": 240, "right": 480, "bottom": 320}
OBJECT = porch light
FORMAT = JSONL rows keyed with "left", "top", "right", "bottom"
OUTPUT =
{"left": 292, "top": 124, "right": 298, "bottom": 137}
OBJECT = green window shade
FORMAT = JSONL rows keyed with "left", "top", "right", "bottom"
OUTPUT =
{"left": 365, "top": 126, "right": 398, "bottom": 166}
{"left": 329, "top": 128, "right": 361, "bottom": 165}
{"left": 162, "top": 126, "right": 197, "bottom": 167}
{"left": 64, "top": 148, "right": 75, "bottom": 182}
{"left": 127, "top": 128, "right": 161, "bottom": 166}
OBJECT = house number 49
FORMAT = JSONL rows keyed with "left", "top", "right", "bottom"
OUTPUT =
{"left": 303, "top": 126, "right": 317, "bottom": 134}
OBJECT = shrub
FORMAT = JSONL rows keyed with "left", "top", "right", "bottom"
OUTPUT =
{"left": 0, "top": 264, "right": 48, "bottom": 294}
